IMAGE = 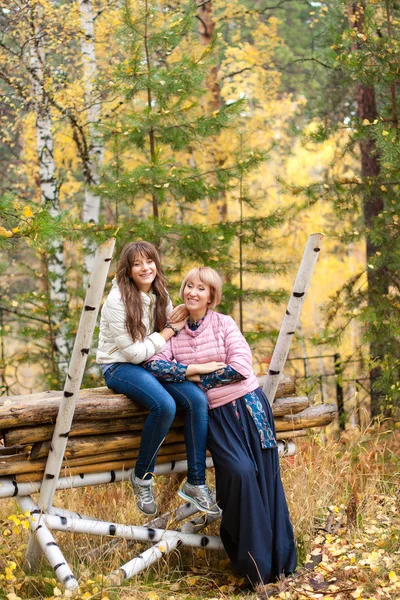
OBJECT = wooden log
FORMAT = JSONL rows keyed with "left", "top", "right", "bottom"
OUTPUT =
{"left": 276, "top": 429, "right": 307, "bottom": 440}
{"left": 0, "top": 445, "right": 28, "bottom": 456}
{"left": 275, "top": 404, "right": 337, "bottom": 431}
{"left": 270, "top": 396, "right": 309, "bottom": 417}
{"left": 0, "top": 441, "right": 190, "bottom": 477}
{"left": 30, "top": 427, "right": 185, "bottom": 460}
{"left": 0, "top": 452, "right": 30, "bottom": 464}
{"left": 0, "top": 389, "right": 145, "bottom": 430}
{"left": 3, "top": 396, "right": 306, "bottom": 447}
{"left": 0, "top": 390, "right": 60, "bottom": 407}
{"left": 15, "top": 452, "right": 192, "bottom": 482}
{"left": 58, "top": 443, "right": 188, "bottom": 469}
{"left": 4, "top": 415, "right": 186, "bottom": 447}
{"left": 258, "top": 375, "right": 295, "bottom": 398}
{"left": 0, "top": 376, "right": 297, "bottom": 432}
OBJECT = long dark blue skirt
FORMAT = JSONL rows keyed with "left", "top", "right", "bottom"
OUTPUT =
{"left": 207, "top": 387, "right": 297, "bottom": 586}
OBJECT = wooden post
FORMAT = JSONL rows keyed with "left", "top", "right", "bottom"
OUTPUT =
{"left": 25, "top": 238, "right": 115, "bottom": 570}
{"left": 263, "top": 233, "right": 323, "bottom": 404}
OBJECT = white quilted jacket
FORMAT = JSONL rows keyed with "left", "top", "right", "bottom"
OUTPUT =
{"left": 96, "top": 279, "right": 172, "bottom": 365}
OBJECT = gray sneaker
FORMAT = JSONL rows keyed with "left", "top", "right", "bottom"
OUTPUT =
{"left": 130, "top": 470, "right": 157, "bottom": 516}
{"left": 178, "top": 482, "right": 221, "bottom": 516}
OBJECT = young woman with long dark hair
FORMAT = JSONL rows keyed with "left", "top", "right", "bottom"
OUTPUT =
{"left": 96, "top": 242, "right": 222, "bottom": 517}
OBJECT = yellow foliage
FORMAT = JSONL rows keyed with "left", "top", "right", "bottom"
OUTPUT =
{"left": 0, "top": 227, "right": 13, "bottom": 238}
{"left": 22, "top": 206, "right": 33, "bottom": 218}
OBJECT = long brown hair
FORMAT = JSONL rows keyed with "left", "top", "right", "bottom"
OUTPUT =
{"left": 116, "top": 241, "right": 169, "bottom": 342}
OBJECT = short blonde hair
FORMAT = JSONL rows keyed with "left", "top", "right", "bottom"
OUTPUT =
{"left": 180, "top": 267, "right": 222, "bottom": 309}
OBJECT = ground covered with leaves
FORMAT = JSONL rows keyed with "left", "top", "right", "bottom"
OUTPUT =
{"left": 0, "top": 430, "right": 399, "bottom": 600}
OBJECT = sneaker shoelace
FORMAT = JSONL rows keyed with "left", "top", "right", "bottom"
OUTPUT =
{"left": 137, "top": 483, "right": 154, "bottom": 504}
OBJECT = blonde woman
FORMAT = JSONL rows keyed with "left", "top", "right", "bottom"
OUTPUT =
{"left": 145, "top": 267, "right": 297, "bottom": 586}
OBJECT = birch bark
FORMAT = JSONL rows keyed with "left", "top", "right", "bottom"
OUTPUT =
{"left": 28, "top": 7, "right": 71, "bottom": 372}
{"left": 78, "top": 0, "right": 104, "bottom": 275}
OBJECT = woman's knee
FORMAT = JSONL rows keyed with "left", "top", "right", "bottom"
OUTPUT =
{"left": 150, "top": 394, "right": 176, "bottom": 420}
{"left": 175, "top": 383, "right": 208, "bottom": 414}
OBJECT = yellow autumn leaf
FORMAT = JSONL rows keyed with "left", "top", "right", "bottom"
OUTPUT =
{"left": 147, "top": 593, "right": 159, "bottom": 600}
{"left": 6, "top": 593, "right": 22, "bottom": 600}
{"left": 22, "top": 206, "right": 33, "bottom": 218}
{"left": 363, "top": 119, "right": 370, "bottom": 125}
{"left": 382, "top": 130, "right": 389, "bottom": 136}
{"left": 0, "top": 226, "right": 13, "bottom": 238}
{"left": 186, "top": 576, "right": 199, "bottom": 585}
{"left": 11, "top": 226, "right": 20, "bottom": 233}
{"left": 389, "top": 571, "right": 398, "bottom": 582}
{"left": 53, "top": 587, "right": 62, "bottom": 597}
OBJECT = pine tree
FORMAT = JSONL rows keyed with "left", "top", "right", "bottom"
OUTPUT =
{"left": 97, "top": 0, "right": 292, "bottom": 340}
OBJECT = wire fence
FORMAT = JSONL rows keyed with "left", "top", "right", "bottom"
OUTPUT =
{"left": 253, "top": 347, "right": 371, "bottom": 431}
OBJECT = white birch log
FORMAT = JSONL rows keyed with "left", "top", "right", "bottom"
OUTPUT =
{"left": 18, "top": 496, "right": 79, "bottom": 591}
{"left": 25, "top": 238, "right": 115, "bottom": 569}
{"left": 86, "top": 500, "right": 201, "bottom": 563}
{"left": 263, "top": 233, "right": 324, "bottom": 405}
{"left": 110, "top": 511, "right": 224, "bottom": 583}
{"left": 28, "top": 7, "right": 71, "bottom": 369}
{"left": 22, "top": 496, "right": 223, "bottom": 549}
{"left": 0, "top": 458, "right": 214, "bottom": 499}
{"left": 78, "top": 0, "right": 104, "bottom": 275}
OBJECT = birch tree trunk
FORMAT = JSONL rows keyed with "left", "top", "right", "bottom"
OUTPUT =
{"left": 29, "top": 7, "right": 71, "bottom": 374}
{"left": 78, "top": 0, "right": 104, "bottom": 275}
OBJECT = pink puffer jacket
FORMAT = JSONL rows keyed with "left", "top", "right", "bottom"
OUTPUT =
{"left": 150, "top": 310, "right": 260, "bottom": 409}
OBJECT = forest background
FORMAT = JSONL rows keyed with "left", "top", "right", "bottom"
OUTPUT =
{"left": 1, "top": 0, "right": 399, "bottom": 425}
{"left": 0, "top": 2, "right": 400, "bottom": 600}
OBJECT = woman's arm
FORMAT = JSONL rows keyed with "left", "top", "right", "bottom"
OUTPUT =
{"left": 197, "top": 365, "right": 244, "bottom": 391}
{"left": 222, "top": 315, "right": 254, "bottom": 378}
{"left": 145, "top": 358, "right": 226, "bottom": 382}
{"left": 103, "top": 297, "right": 186, "bottom": 364}
{"left": 168, "top": 303, "right": 189, "bottom": 324}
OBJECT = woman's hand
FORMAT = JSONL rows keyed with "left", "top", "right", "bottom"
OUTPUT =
{"left": 185, "top": 361, "right": 226, "bottom": 377}
{"left": 186, "top": 374, "right": 201, "bottom": 382}
{"left": 173, "top": 316, "right": 188, "bottom": 332}
{"left": 160, "top": 315, "right": 188, "bottom": 341}
{"left": 196, "top": 361, "right": 226, "bottom": 374}
{"left": 169, "top": 304, "right": 189, "bottom": 323}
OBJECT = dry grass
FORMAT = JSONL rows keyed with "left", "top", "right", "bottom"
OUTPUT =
{"left": 0, "top": 428, "right": 399, "bottom": 600}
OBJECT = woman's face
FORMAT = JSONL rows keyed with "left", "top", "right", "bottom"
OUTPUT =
{"left": 183, "top": 276, "right": 212, "bottom": 316}
{"left": 130, "top": 253, "right": 157, "bottom": 292}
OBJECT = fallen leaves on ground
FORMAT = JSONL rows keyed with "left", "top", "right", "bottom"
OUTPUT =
{"left": 257, "top": 493, "right": 400, "bottom": 600}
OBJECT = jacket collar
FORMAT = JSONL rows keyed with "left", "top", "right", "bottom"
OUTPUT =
{"left": 184, "top": 309, "right": 213, "bottom": 337}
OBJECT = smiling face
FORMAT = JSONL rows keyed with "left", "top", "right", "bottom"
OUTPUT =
{"left": 130, "top": 253, "right": 157, "bottom": 292}
{"left": 183, "top": 276, "right": 212, "bottom": 319}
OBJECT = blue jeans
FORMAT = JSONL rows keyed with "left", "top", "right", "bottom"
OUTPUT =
{"left": 103, "top": 363, "right": 208, "bottom": 484}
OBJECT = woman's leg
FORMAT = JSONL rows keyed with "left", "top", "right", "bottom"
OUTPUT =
{"left": 104, "top": 363, "right": 176, "bottom": 480}
{"left": 162, "top": 381, "right": 208, "bottom": 485}
{"left": 162, "top": 381, "right": 219, "bottom": 515}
